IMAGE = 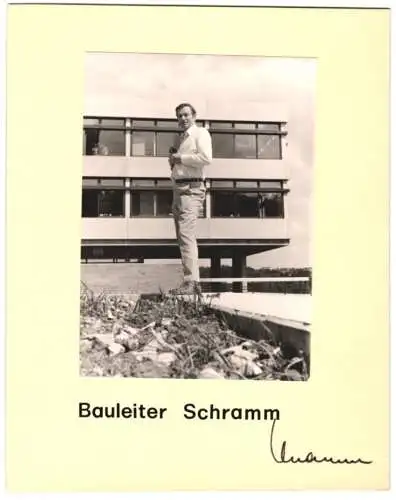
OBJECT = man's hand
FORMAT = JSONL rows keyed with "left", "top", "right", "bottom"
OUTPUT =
{"left": 170, "top": 153, "right": 182, "bottom": 165}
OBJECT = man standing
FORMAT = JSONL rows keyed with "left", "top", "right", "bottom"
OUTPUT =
{"left": 169, "top": 103, "right": 212, "bottom": 294}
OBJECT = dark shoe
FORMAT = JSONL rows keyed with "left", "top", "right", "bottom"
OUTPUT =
{"left": 169, "top": 281, "right": 202, "bottom": 295}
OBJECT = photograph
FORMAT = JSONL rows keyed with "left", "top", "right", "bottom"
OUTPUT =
{"left": 80, "top": 52, "right": 315, "bottom": 381}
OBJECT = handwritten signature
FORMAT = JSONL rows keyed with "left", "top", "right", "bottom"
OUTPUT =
{"left": 269, "top": 419, "right": 373, "bottom": 464}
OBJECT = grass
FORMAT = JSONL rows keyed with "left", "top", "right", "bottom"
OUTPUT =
{"left": 80, "top": 282, "right": 309, "bottom": 381}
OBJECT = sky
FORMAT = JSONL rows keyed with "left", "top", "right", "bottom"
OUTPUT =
{"left": 85, "top": 53, "right": 316, "bottom": 268}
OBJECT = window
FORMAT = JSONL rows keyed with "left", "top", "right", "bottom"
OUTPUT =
{"left": 257, "top": 135, "right": 281, "bottom": 159}
{"left": 156, "top": 120, "right": 179, "bottom": 128}
{"left": 210, "top": 179, "right": 285, "bottom": 218}
{"left": 235, "top": 181, "right": 259, "bottom": 188}
{"left": 234, "top": 134, "right": 256, "bottom": 158}
{"left": 209, "top": 120, "right": 283, "bottom": 159}
{"left": 82, "top": 189, "right": 125, "bottom": 217}
{"left": 130, "top": 178, "right": 205, "bottom": 217}
{"left": 83, "top": 117, "right": 285, "bottom": 159}
{"left": 234, "top": 122, "right": 256, "bottom": 129}
{"left": 258, "top": 123, "right": 281, "bottom": 132}
{"left": 84, "top": 118, "right": 125, "bottom": 156}
{"left": 257, "top": 193, "right": 284, "bottom": 217}
{"left": 212, "top": 134, "right": 234, "bottom": 158}
{"left": 259, "top": 180, "right": 283, "bottom": 188}
{"left": 157, "top": 191, "right": 173, "bottom": 216}
{"left": 82, "top": 178, "right": 125, "bottom": 217}
{"left": 210, "top": 121, "right": 233, "bottom": 129}
{"left": 212, "top": 180, "right": 234, "bottom": 188}
{"left": 156, "top": 131, "right": 179, "bottom": 156}
{"left": 130, "top": 179, "right": 172, "bottom": 217}
{"left": 131, "top": 131, "right": 155, "bottom": 156}
{"left": 131, "top": 191, "right": 156, "bottom": 216}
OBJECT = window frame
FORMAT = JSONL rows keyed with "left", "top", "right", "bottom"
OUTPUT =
{"left": 209, "top": 178, "right": 287, "bottom": 219}
{"left": 81, "top": 188, "right": 126, "bottom": 218}
{"left": 129, "top": 178, "right": 206, "bottom": 218}
{"left": 83, "top": 116, "right": 287, "bottom": 159}
{"left": 208, "top": 120, "right": 286, "bottom": 160}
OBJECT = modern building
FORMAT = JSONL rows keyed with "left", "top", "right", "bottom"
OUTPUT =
{"left": 81, "top": 102, "right": 290, "bottom": 282}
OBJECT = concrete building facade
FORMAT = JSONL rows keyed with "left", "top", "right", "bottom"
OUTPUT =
{"left": 81, "top": 97, "right": 291, "bottom": 281}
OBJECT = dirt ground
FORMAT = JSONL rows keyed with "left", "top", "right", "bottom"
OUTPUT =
{"left": 81, "top": 263, "right": 184, "bottom": 294}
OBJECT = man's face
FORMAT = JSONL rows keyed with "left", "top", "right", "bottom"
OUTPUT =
{"left": 177, "top": 106, "right": 195, "bottom": 130}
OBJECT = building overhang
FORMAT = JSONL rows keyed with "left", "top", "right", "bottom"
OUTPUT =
{"left": 81, "top": 239, "right": 290, "bottom": 259}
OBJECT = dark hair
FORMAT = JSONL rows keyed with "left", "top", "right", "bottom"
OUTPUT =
{"left": 175, "top": 102, "right": 197, "bottom": 117}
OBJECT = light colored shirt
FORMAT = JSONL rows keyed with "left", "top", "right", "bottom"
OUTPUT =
{"left": 171, "top": 123, "right": 212, "bottom": 181}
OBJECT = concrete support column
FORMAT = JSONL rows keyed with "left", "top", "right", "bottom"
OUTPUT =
{"left": 210, "top": 256, "right": 221, "bottom": 293}
{"left": 232, "top": 253, "right": 247, "bottom": 293}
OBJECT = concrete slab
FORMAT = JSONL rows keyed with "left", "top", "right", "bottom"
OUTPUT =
{"left": 201, "top": 292, "right": 311, "bottom": 328}
{"left": 194, "top": 293, "right": 312, "bottom": 365}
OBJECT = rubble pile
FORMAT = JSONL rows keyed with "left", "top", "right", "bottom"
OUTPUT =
{"left": 80, "top": 287, "right": 308, "bottom": 380}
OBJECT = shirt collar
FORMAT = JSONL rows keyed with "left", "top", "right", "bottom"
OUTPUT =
{"left": 183, "top": 123, "right": 197, "bottom": 136}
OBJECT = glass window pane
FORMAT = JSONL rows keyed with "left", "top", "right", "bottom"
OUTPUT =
{"left": 257, "top": 193, "right": 284, "bottom": 218}
{"left": 258, "top": 123, "right": 281, "bottom": 132}
{"left": 211, "top": 180, "right": 234, "bottom": 188}
{"left": 100, "top": 118, "right": 125, "bottom": 126}
{"left": 98, "top": 190, "right": 124, "bottom": 216}
{"left": 82, "top": 190, "right": 99, "bottom": 217}
{"left": 95, "top": 130, "right": 124, "bottom": 156}
{"left": 157, "top": 132, "right": 178, "bottom": 156}
{"left": 131, "top": 179, "right": 155, "bottom": 187}
{"left": 100, "top": 178, "right": 124, "bottom": 187}
{"left": 234, "top": 192, "right": 259, "bottom": 217}
{"left": 234, "top": 134, "right": 256, "bottom": 158}
{"left": 82, "top": 178, "right": 100, "bottom": 186}
{"left": 133, "top": 120, "right": 155, "bottom": 126}
{"left": 131, "top": 192, "right": 155, "bottom": 216}
{"left": 156, "top": 179, "right": 173, "bottom": 187}
{"left": 84, "top": 129, "right": 100, "bottom": 155}
{"left": 257, "top": 135, "right": 281, "bottom": 159}
{"left": 212, "top": 133, "right": 234, "bottom": 158}
{"left": 212, "top": 192, "right": 237, "bottom": 217}
{"left": 234, "top": 122, "right": 256, "bottom": 129}
{"left": 131, "top": 131, "right": 155, "bottom": 156}
{"left": 259, "top": 180, "right": 282, "bottom": 188}
{"left": 157, "top": 191, "right": 173, "bottom": 216}
{"left": 156, "top": 120, "right": 179, "bottom": 128}
{"left": 210, "top": 122, "right": 233, "bottom": 129}
{"left": 235, "top": 181, "right": 259, "bottom": 188}
{"left": 84, "top": 118, "right": 100, "bottom": 126}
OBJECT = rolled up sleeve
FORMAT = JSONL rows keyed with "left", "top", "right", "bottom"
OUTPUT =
{"left": 180, "top": 128, "right": 213, "bottom": 168}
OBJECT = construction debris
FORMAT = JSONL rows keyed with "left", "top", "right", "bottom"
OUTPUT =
{"left": 80, "top": 288, "right": 308, "bottom": 380}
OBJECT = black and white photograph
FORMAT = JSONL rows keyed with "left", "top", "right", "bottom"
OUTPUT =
{"left": 80, "top": 52, "right": 315, "bottom": 381}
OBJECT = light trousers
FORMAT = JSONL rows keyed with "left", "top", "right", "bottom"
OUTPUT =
{"left": 172, "top": 183, "right": 206, "bottom": 283}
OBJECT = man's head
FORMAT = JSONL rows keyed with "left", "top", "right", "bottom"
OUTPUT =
{"left": 175, "top": 102, "right": 197, "bottom": 131}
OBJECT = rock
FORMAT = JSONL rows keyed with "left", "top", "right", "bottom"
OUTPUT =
{"left": 92, "top": 366, "right": 104, "bottom": 376}
{"left": 199, "top": 367, "right": 224, "bottom": 379}
{"left": 106, "top": 342, "right": 126, "bottom": 356}
{"left": 92, "top": 333, "right": 114, "bottom": 347}
{"left": 228, "top": 353, "right": 262, "bottom": 377}
{"left": 229, "top": 354, "right": 245, "bottom": 371}
{"left": 114, "top": 331, "right": 130, "bottom": 345}
{"left": 107, "top": 310, "right": 114, "bottom": 320}
{"left": 123, "top": 325, "right": 139, "bottom": 336}
{"left": 161, "top": 317, "right": 173, "bottom": 327}
{"left": 157, "top": 352, "right": 177, "bottom": 366}
{"left": 80, "top": 339, "right": 93, "bottom": 352}
{"left": 223, "top": 345, "right": 258, "bottom": 362}
{"left": 244, "top": 360, "right": 263, "bottom": 376}
{"left": 112, "top": 322, "right": 123, "bottom": 335}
